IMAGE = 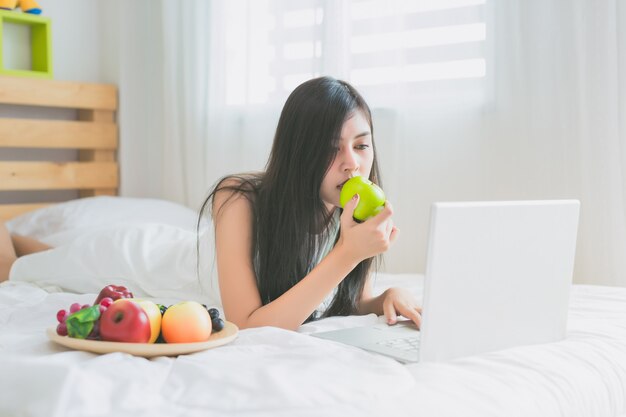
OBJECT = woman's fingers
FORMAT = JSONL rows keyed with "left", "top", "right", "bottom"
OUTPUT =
{"left": 383, "top": 298, "right": 397, "bottom": 325}
{"left": 370, "top": 200, "right": 394, "bottom": 226}
{"left": 384, "top": 302, "right": 421, "bottom": 328}
{"left": 338, "top": 197, "right": 399, "bottom": 261}
{"left": 402, "top": 308, "right": 422, "bottom": 329}
{"left": 384, "top": 217, "right": 393, "bottom": 236}
{"left": 389, "top": 226, "right": 399, "bottom": 243}
{"left": 381, "top": 288, "right": 422, "bottom": 328}
{"left": 340, "top": 194, "right": 359, "bottom": 225}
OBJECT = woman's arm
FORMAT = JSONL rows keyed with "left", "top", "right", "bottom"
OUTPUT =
{"left": 11, "top": 234, "right": 51, "bottom": 257}
{"left": 0, "top": 222, "right": 17, "bottom": 282}
{"left": 213, "top": 189, "right": 396, "bottom": 331}
{"left": 1, "top": 221, "right": 51, "bottom": 282}
{"left": 356, "top": 275, "right": 383, "bottom": 315}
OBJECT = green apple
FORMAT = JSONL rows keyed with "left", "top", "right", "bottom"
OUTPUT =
{"left": 340, "top": 176, "right": 386, "bottom": 221}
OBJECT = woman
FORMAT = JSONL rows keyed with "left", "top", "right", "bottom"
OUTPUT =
{"left": 201, "top": 76, "right": 421, "bottom": 331}
{"left": 0, "top": 222, "right": 50, "bottom": 282}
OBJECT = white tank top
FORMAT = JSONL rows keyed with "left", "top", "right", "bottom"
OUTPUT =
{"left": 202, "top": 213, "right": 341, "bottom": 318}
{"left": 312, "top": 216, "right": 340, "bottom": 318}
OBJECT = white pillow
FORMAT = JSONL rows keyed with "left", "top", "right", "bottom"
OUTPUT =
{"left": 6, "top": 196, "right": 200, "bottom": 247}
{"left": 8, "top": 223, "right": 221, "bottom": 307}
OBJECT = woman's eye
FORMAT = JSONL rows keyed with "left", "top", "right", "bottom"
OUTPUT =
{"left": 355, "top": 144, "right": 370, "bottom": 150}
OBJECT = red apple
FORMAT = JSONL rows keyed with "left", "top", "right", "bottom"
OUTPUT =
{"left": 93, "top": 284, "right": 134, "bottom": 305}
{"left": 99, "top": 300, "right": 151, "bottom": 343}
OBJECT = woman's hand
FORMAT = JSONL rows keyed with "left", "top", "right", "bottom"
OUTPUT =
{"left": 381, "top": 287, "right": 422, "bottom": 327}
{"left": 337, "top": 194, "right": 399, "bottom": 263}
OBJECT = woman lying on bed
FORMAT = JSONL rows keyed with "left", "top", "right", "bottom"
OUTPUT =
{"left": 0, "top": 77, "right": 422, "bottom": 332}
{"left": 202, "top": 76, "right": 422, "bottom": 331}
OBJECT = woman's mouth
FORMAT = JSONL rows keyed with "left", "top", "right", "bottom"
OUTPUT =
{"left": 337, "top": 179, "right": 350, "bottom": 190}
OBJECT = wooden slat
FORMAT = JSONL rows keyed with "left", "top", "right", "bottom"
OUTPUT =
{"left": 78, "top": 110, "right": 116, "bottom": 158}
{"left": 0, "top": 161, "right": 118, "bottom": 191}
{"left": 0, "top": 76, "right": 117, "bottom": 110}
{"left": 0, "top": 203, "right": 51, "bottom": 221}
{"left": 80, "top": 189, "right": 117, "bottom": 198}
{"left": 78, "top": 150, "right": 116, "bottom": 161}
{"left": 0, "top": 118, "right": 118, "bottom": 149}
{"left": 78, "top": 109, "right": 118, "bottom": 197}
{"left": 78, "top": 109, "right": 115, "bottom": 123}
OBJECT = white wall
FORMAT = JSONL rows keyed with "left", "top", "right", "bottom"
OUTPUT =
{"left": 97, "top": 0, "right": 165, "bottom": 200}
{"left": 0, "top": 0, "right": 103, "bottom": 82}
{"left": 0, "top": 0, "right": 103, "bottom": 205}
{"left": 0, "top": 0, "right": 166, "bottom": 204}
{"left": 44, "top": 0, "right": 102, "bottom": 82}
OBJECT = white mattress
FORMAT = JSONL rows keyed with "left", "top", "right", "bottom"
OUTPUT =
{"left": 1, "top": 274, "right": 625, "bottom": 417}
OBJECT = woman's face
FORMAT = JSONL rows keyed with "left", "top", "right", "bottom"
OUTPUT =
{"left": 320, "top": 110, "right": 374, "bottom": 212}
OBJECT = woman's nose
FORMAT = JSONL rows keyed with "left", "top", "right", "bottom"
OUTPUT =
{"left": 340, "top": 149, "right": 359, "bottom": 173}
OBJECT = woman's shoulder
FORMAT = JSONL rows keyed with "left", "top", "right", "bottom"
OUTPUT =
{"left": 215, "top": 173, "right": 261, "bottom": 193}
{"left": 211, "top": 173, "right": 261, "bottom": 217}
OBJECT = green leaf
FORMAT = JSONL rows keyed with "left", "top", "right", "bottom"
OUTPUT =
{"left": 66, "top": 305, "right": 101, "bottom": 339}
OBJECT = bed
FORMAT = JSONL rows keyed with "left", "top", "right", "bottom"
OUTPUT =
{"left": 1, "top": 76, "right": 626, "bottom": 417}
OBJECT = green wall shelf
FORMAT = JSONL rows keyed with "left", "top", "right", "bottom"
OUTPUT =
{"left": 0, "top": 9, "right": 52, "bottom": 78}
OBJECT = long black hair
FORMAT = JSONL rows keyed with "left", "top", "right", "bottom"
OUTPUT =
{"left": 198, "top": 76, "right": 381, "bottom": 321}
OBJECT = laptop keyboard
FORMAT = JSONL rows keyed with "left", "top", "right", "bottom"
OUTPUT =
{"left": 375, "top": 335, "right": 420, "bottom": 352}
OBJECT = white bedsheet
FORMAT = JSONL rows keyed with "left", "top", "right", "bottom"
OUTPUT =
{"left": 1, "top": 275, "right": 625, "bottom": 417}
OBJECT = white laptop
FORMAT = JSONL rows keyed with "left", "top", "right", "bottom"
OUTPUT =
{"left": 313, "top": 200, "right": 580, "bottom": 363}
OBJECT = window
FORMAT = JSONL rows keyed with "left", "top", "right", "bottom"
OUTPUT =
{"left": 222, "top": 0, "right": 490, "bottom": 106}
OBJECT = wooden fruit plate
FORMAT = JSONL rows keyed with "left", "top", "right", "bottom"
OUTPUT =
{"left": 47, "top": 321, "right": 238, "bottom": 358}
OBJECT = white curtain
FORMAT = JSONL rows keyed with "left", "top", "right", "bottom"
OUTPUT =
{"left": 160, "top": 1, "right": 284, "bottom": 210}
{"left": 153, "top": 0, "right": 626, "bottom": 286}
{"left": 485, "top": 1, "right": 626, "bottom": 287}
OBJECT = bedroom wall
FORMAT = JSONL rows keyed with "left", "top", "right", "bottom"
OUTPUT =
{"left": 0, "top": 0, "right": 166, "bottom": 205}
{"left": 97, "top": 0, "right": 165, "bottom": 201}
{"left": 0, "top": 0, "right": 103, "bottom": 205}
{"left": 1, "top": 0, "right": 102, "bottom": 82}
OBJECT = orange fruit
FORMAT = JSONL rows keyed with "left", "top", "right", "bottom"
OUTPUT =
{"left": 161, "top": 301, "right": 212, "bottom": 343}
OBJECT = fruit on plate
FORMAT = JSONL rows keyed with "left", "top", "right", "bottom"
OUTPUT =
{"left": 161, "top": 301, "right": 212, "bottom": 343}
{"left": 135, "top": 299, "right": 162, "bottom": 343}
{"left": 100, "top": 299, "right": 151, "bottom": 343}
{"left": 205, "top": 307, "right": 224, "bottom": 331}
{"left": 114, "top": 299, "right": 162, "bottom": 343}
{"left": 339, "top": 176, "right": 386, "bottom": 221}
{"left": 94, "top": 284, "right": 134, "bottom": 305}
{"left": 211, "top": 317, "right": 225, "bottom": 332}
{"left": 64, "top": 305, "right": 101, "bottom": 339}
{"left": 57, "top": 298, "right": 114, "bottom": 338}
{"left": 54, "top": 284, "right": 226, "bottom": 344}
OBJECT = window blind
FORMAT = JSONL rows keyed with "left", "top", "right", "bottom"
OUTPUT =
{"left": 223, "top": 0, "right": 489, "bottom": 106}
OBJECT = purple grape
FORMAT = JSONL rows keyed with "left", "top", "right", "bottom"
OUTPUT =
{"left": 212, "top": 317, "right": 225, "bottom": 332}
{"left": 69, "top": 303, "right": 81, "bottom": 313}
{"left": 56, "top": 309, "right": 68, "bottom": 323}
{"left": 208, "top": 308, "right": 220, "bottom": 320}
{"left": 56, "top": 322, "right": 68, "bottom": 336}
{"left": 87, "top": 320, "right": 100, "bottom": 340}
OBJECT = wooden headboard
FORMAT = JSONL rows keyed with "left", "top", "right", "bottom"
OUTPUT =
{"left": 0, "top": 76, "right": 118, "bottom": 220}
